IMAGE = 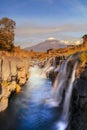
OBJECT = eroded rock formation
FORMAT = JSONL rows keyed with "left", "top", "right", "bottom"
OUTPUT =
{"left": 69, "top": 61, "right": 87, "bottom": 130}
{"left": 0, "top": 56, "right": 29, "bottom": 112}
{"left": 44, "top": 52, "right": 87, "bottom": 130}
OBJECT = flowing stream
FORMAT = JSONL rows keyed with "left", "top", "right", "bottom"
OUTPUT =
{"left": 0, "top": 59, "right": 77, "bottom": 130}
{"left": 0, "top": 66, "right": 60, "bottom": 130}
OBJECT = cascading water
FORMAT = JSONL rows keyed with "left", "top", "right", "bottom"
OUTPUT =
{"left": 29, "top": 57, "right": 77, "bottom": 130}
{"left": 0, "top": 65, "right": 59, "bottom": 130}
{"left": 43, "top": 58, "right": 53, "bottom": 72}
{"left": 63, "top": 62, "right": 77, "bottom": 118}
{"left": 46, "top": 57, "right": 56, "bottom": 73}
{"left": 41, "top": 57, "right": 55, "bottom": 76}
{"left": 49, "top": 56, "right": 72, "bottom": 106}
{"left": 53, "top": 57, "right": 56, "bottom": 68}
{"left": 55, "top": 62, "right": 77, "bottom": 130}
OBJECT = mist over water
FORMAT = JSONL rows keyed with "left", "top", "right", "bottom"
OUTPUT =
{"left": 43, "top": 56, "right": 77, "bottom": 130}
{"left": 55, "top": 62, "right": 77, "bottom": 130}
{"left": 0, "top": 58, "right": 77, "bottom": 130}
{"left": 0, "top": 66, "right": 59, "bottom": 130}
{"left": 46, "top": 56, "right": 72, "bottom": 107}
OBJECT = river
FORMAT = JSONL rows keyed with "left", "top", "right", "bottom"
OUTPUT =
{"left": 0, "top": 66, "right": 61, "bottom": 130}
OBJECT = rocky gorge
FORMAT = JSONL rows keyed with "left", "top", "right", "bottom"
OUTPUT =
{"left": 0, "top": 49, "right": 87, "bottom": 130}
{"left": 0, "top": 16, "right": 87, "bottom": 130}
{"left": 70, "top": 57, "right": 87, "bottom": 130}
{"left": 44, "top": 52, "right": 87, "bottom": 130}
{"left": 0, "top": 55, "right": 29, "bottom": 112}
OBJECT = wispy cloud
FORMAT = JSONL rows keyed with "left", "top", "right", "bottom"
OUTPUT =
{"left": 15, "top": 22, "right": 87, "bottom": 36}
{"left": 13, "top": 0, "right": 87, "bottom": 48}
{"left": 60, "top": 39, "right": 82, "bottom": 45}
{"left": 15, "top": 22, "right": 86, "bottom": 48}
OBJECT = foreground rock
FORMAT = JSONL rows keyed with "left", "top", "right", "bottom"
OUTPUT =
{"left": 0, "top": 56, "right": 29, "bottom": 112}
{"left": 68, "top": 59, "right": 87, "bottom": 130}
{"left": 44, "top": 52, "right": 87, "bottom": 130}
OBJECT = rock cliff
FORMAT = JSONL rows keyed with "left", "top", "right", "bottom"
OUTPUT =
{"left": 69, "top": 59, "right": 87, "bottom": 130}
{"left": 44, "top": 52, "right": 87, "bottom": 130}
{"left": 0, "top": 56, "right": 29, "bottom": 112}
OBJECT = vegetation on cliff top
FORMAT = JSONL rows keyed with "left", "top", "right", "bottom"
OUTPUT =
{"left": 79, "top": 52, "right": 87, "bottom": 62}
{"left": 0, "top": 17, "right": 87, "bottom": 62}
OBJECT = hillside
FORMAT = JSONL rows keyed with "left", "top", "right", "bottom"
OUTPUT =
{"left": 25, "top": 39, "right": 66, "bottom": 52}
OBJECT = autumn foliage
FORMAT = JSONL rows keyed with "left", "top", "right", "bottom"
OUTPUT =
{"left": 0, "top": 17, "right": 15, "bottom": 51}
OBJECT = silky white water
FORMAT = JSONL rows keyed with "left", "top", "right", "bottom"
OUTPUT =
{"left": 55, "top": 62, "right": 77, "bottom": 130}
{"left": 50, "top": 56, "right": 72, "bottom": 106}
{"left": 0, "top": 65, "right": 59, "bottom": 130}
{"left": 0, "top": 60, "right": 77, "bottom": 130}
{"left": 43, "top": 58, "right": 53, "bottom": 73}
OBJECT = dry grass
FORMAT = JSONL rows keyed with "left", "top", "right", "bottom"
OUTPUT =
{"left": 79, "top": 52, "right": 87, "bottom": 62}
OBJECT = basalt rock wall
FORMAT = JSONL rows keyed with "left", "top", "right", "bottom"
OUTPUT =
{"left": 0, "top": 56, "right": 29, "bottom": 112}
{"left": 68, "top": 61, "right": 87, "bottom": 130}
{"left": 45, "top": 52, "right": 87, "bottom": 130}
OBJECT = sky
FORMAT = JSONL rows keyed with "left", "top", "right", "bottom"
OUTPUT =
{"left": 0, "top": 0, "right": 87, "bottom": 48}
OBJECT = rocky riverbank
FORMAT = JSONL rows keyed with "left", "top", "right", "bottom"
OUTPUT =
{"left": 44, "top": 52, "right": 87, "bottom": 130}
{"left": 0, "top": 49, "right": 87, "bottom": 130}
{"left": 44, "top": 55, "right": 66, "bottom": 83}
{"left": 0, "top": 56, "right": 29, "bottom": 112}
{"left": 69, "top": 55, "right": 87, "bottom": 130}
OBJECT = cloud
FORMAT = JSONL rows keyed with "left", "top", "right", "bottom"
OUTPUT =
{"left": 60, "top": 40, "right": 70, "bottom": 45}
{"left": 15, "top": 20, "right": 87, "bottom": 48}
{"left": 60, "top": 39, "right": 82, "bottom": 45}
{"left": 15, "top": 22, "right": 87, "bottom": 36}
{"left": 75, "top": 40, "right": 81, "bottom": 45}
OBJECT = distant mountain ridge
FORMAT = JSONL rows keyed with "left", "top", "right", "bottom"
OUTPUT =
{"left": 25, "top": 39, "right": 66, "bottom": 52}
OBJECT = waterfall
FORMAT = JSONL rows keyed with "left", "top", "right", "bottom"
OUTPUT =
{"left": 53, "top": 57, "right": 56, "bottom": 68}
{"left": 52, "top": 56, "right": 72, "bottom": 106}
{"left": 41, "top": 57, "right": 57, "bottom": 75}
{"left": 62, "top": 62, "right": 77, "bottom": 119}
{"left": 43, "top": 58, "right": 53, "bottom": 73}
{"left": 56, "top": 62, "right": 77, "bottom": 130}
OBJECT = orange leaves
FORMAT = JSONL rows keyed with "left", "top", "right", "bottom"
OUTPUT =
{"left": 0, "top": 17, "right": 15, "bottom": 51}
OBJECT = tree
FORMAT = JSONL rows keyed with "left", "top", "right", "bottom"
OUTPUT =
{"left": 0, "top": 17, "right": 16, "bottom": 51}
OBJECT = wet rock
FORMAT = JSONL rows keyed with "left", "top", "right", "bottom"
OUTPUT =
{"left": 45, "top": 56, "right": 65, "bottom": 82}
{"left": 69, "top": 61, "right": 87, "bottom": 130}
